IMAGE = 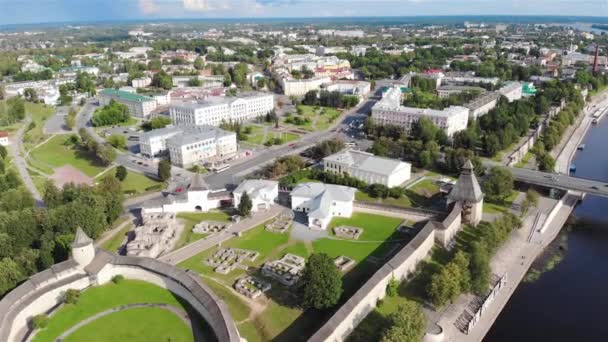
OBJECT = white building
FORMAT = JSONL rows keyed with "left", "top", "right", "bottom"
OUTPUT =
{"left": 318, "top": 30, "right": 365, "bottom": 38}
{"left": 132, "top": 77, "right": 152, "bottom": 88}
{"left": 290, "top": 182, "right": 356, "bottom": 230}
{"left": 170, "top": 93, "right": 274, "bottom": 127}
{"left": 498, "top": 81, "right": 523, "bottom": 102}
{"left": 323, "top": 150, "right": 411, "bottom": 188}
{"left": 281, "top": 76, "right": 331, "bottom": 96}
{"left": 143, "top": 174, "right": 227, "bottom": 214}
{"left": 233, "top": 180, "right": 279, "bottom": 212}
{"left": 466, "top": 92, "right": 499, "bottom": 120}
{"left": 166, "top": 126, "right": 238, "bottom": 167}
{"left": 0, "top": 132, "right": 9, "bottom": 146}
{"left": 371, "top": 86, "right": 469, "bottom": 137}
{"left": 98, "top": 88, "right": 157, "bottom": 119}
{"left": 322, "top": 80, "right": 371, "bottom": 99}
{"left": 139, "top": 126, "right": 183, "bottom": 158}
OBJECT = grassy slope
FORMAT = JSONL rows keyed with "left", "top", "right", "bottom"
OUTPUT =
{"left": 33, "top": 280, "right": 190, "bottom": 342}
{"left": 29, "top": 135, "right": 107, "bottom": 177}
{"left": 63, "top": 307, "right": 194, "bottom": 342}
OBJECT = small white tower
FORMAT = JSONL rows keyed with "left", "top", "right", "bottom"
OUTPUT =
{"left": 71, "top": 227, "right": 95, "bottom": 267}
{"left": 447, "top": 160, "right": 484, "bottom": 226}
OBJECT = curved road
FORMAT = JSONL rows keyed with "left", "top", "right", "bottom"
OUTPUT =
{"left": 7, "top": 113, "right": 44, "bottom": 207}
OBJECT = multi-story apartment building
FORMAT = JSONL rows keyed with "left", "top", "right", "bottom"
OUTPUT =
{"left": 466, "top": 92, "right": 500, "bottom": 120}
{"left": 98, "top": 88, "right": 157, "bottom": 119}
{"left": 166, "top": 126, "right": 237, "bottom": 167}
{"left": 371, "top": 86, "right": 469, "bottom": 137}
{"left": 139, "top": 125, "right": 237, "bottom": 166}
{"left": 323, "top": 150, "right": 411, "bottom": 187}
{"left": 281, "top": 76, "right": 331, "bottom": 96}
{"left": 498, "top": 81, "right": 523, "bottom": 102}
{"left": 131, "top": 77, "right": 152, "bottom": 88}
{"left": 170, "top": 93, "right": 274, "bottom": 127}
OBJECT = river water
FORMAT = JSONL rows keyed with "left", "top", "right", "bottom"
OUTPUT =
{"left": 485, "top": 118, "right": 608, "bottom": 341}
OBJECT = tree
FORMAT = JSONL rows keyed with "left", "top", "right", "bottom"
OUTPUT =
{"left": 91, "top": 100, "right": 130, "bottom": 127}
{"left": 107, "top": 134, "right": 127, "bottom": 150}
{"left": 0, "top": 144, "right": 7, "bottom": 159}
{"left": 193, "top": 57, "right": 205, "bottom": 70}
{"left": 298, "top": 253, "right": 343, "bottom": 310}
{"left": 115, "top": 165, "right": 128, "bottom": 181}
{"left": 386, "top": 277, "right": 399, "bottom": 297}
{"left": 238, "top": 191, "right": 253, "bottom": 217}
{"left": 469, "top": 242, "right": 491, "bottom": 295}
{"left": 23, "top": 88, "right": 38, "bottom": 102}
{"left": 43, "top": 180, "right": 63, "bottom": 208}
{"left": 380, "top": 300, "right": 427, "bottom": 342}
{"left": 520, "top": 189, "right": 540, "bottom": 216}
{"left": 64, "top": 289, "right": 81, "bottom": 304}
{"left": 428, "top": 261, "right": 462, "bottom": 307}
{"left": 0, "top": 257, "right": 23, "bottom": 295}
{"left": 158, "top": 160, "right": 171, "bottom": 181}
{"left": 453, "top": 250, "right": 472, "bottom": 293}
{"left": 31, "top": 314, "right": 49, "bottom": 329}
{"left": 537, "top": 152, "right": 556, "bottom": 172}
{"left": 188, "top": 77, "right": 202, "bottom": 87}
{"left": 151, "top": 71, "right": 173, "bottom": 90}
{"left": 65, "top": 107, "right": 77, "bottom": 130}
{"left": 482, "top": 167, "right": 514, "bottom": 203}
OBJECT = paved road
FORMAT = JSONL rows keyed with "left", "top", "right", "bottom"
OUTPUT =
{"left": 43, "top": 106, "right": 72, "bottom": 135}
{"left": 159, "top": 205, "right": 283, "bottom": 265}
{"left": 483, "top": 160, "right": 608, "bottom": 198}
{"left": 203, "top": 99, "right": 375, "bottom": 189}
{"left": 7, "top": 114, "right": 44, "bottom": 206}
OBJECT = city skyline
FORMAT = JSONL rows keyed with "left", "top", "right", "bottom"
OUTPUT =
{"left": 2, "top": 0, "right": 608, "bottom": 26}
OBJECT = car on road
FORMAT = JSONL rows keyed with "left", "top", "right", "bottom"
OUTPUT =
{"left": 591, "top": 185, "right": 599, "bottom": 190}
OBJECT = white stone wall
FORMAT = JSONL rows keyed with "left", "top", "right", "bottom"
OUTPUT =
{"left": 10, "top": 274, "right": 91, "bottom": 342}
{"left": 311, "top": 225, "right": 436, "bottom": 341}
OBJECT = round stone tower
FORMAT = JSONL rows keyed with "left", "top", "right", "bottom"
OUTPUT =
{"left": 71, "top": 227, "right": 95, "bottom": 267}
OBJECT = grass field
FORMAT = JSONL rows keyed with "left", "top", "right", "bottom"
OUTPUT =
{"left": 179, "top": 212, "right": 407, "bottom": 341}
{"left": 283, "top": 105, "right": 341, "bottom": 132}
{"left": 33, "top": 280, "right": 193, "bottom": 342}
{"left": 29, "top": 135, "right": 107, "bottom": 177}
{"left": 100, "top": 224, "right": 132, "bottom": 252}
{"left": 102, "top": 167, "right": 162, "bottom": 194}
{"left": 63, "top": 307, "right": 194, "bottom": 342}
{"left": 483, "top": 191, "right": 520, "bottom": 214}
{"left": 174, "top": 211, "right": 234, "bottom": 250}
{"left": 23, "top": 103, "right": 54, "bottom": 149}
{"left": 514, "top": 152, "right": 534, "bottom": 168}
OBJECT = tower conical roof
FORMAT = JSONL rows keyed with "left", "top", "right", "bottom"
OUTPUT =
{"left": 448, "top": 159, "right": 483, "bottom": 203}
{"left": 72, "top": 227, "right": 93, "bottom": 248}
{"left": 190, "top": 172, "right": 209, "bottom": 191}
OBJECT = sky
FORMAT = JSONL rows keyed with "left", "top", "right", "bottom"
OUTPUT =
{"left": 1, "top": 0, "right": 608, "bottom": 25}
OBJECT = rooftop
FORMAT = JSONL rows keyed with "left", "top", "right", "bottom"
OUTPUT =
{"left": 324, "top": 150, "right": 410, "bottom": 177}
{"left": 448, "top": 160, "right": 484, "bottom": 203}
{"left": 100, "top": 88, "right": 155, "bottom": 103}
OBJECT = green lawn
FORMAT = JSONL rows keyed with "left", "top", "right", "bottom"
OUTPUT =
{"left": 33, "top": 280, "right": 193, "bottom": 342}
{"left": 409, "top": 179, "right": 440, "bottom": 196}
{"left": 483, "top": 191, "right": 520, "bottom": 214}
{"left": 355, "top": 191, "right": 413, "bottom": 208}
{"left": 515, "top": 152, "right": 533, "bottom": 168}
{"left": 178, "top": 213, "right": 405, "bottom": 342}
{"left": 283, "top": 105, "right": 341, "bottom": 132}
{"left": 100, "top": 224, "right": 132, "bottom": 253}
{"left": 63, "top": 307, "right": 194, "bottom": 342}
{"left": 29, "top": 135, "right": 108, "bottom": 177}
{"left": 103, "top": 167, "right": 162, "bottom": 194}
{"left": 174, "top": 211, "right": 234, "bottom": 250}
{"left": 23, "top": 102, "right": 54, "bottom": 149}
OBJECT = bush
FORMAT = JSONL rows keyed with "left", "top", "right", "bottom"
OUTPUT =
{"left": 112, "top": 274, "right": 125, "bottom": 284}
{"left": 64, "top": 289, "right": 81, "bottom": 304}
{"left": 387, "top": 278, "right": 399, "bottom": 297}
{"left": 31, "top": 314, "right": 49, "bottom": 330}
{"left": 124, "top": 189, "right": 137, "bottom": 195}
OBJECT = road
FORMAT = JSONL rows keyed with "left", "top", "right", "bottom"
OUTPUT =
{"left": 7, "top": 113, "right": 44, "bottom": 206}
{"left": 482, "top": 160, "right": 608, "bottom": 198}
{"left": 203, "top": 98, "right": 375, "bottom": 188}
{"left": 159, "top": 205, "right": 283, "bottom": 265}
{"left": 76, "top": 100, "right": 160, "bottom": 179}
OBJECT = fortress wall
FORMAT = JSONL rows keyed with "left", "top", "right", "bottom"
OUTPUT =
{"left": 309, "top": 223, "right": 436, "bottom": 342}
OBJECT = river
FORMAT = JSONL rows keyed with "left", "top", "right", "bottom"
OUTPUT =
{"left": 485, "top": 117, "right": 608, "bottom": 341}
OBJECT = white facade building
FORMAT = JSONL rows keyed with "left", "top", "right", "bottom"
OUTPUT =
{"left": 498, "top": 81, "right": 523, "bottom": 102}
{"left": 323, "top": 150, "right": 411, "bottom": 188}
{"left": 170, "top": 93, "right": 274, "bottom": 127}
{"left": 323, "top": 80, "right": 371, "bottom": 99}
{"left": 466, "top": 92, "right": 500, "bottom": 120}
{"left": 139, "top": 126, "right": 183, "bottom": 158}
{"left": 98, "top": 88, "right": 157, "bottom": 119}
{"left": 290, "top": 182, "right": 356, "bottom": 230}
{"left": 166, "top": 126, "right": 238, "bottom": 167}
{"left": 132, "top": 77, "right": 152, "bottom": 88}
{"left": 233, "top": 180, "right": 279, "bottom": 212}
{"left": 143, "top": 174, "right": 226, "bottom": 214}
{"left": 281, "top": 76, "right": 331, "bottom": 96}
{"left": 371, "top": 87, "right": 469, "bottom": 137}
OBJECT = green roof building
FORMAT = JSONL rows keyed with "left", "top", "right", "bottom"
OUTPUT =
{"left": 98, "top": 88, "right": 157, "bottom": 118}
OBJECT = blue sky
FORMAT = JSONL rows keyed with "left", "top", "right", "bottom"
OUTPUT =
{"left": 1, "top": 0, "right": 607, "bottom": 25}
